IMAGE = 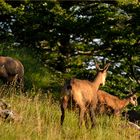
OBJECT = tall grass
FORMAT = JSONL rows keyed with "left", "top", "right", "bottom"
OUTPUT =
{"left": 0, "top": 87, "right": 139, "bottom": 140}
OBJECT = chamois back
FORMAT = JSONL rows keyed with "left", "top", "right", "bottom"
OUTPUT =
{"left": 96, "top": 90, "right": 138, "bottom": 116}
{"left": 0, "top": 56, "right": 24, "bottom": 85}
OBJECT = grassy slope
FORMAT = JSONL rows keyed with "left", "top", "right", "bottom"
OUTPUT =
{"left": 0, "top": 92, "right": 140, "bottom": 140}
{"left": 0, "top": 43, "right": 139, "bottom": 140}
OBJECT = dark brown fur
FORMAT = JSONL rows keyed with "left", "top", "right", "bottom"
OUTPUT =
{"left": 96, "top": 90, "right": 138, "bottom": 116}
{"left": 60, "top": 63, "right": 110, "bottom": 128}
{"left": 0, "top": 56, "right": 24, "bottom": 87}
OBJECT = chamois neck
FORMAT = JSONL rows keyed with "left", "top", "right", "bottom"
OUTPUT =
{"left": 120, "top": 99, "right": 130, "bottom": 109}
{"left": 92, "top": 73, "right": 103, "bottom": 85}
{"left": 91, "top": 75, "right": 103, "bottom": 93}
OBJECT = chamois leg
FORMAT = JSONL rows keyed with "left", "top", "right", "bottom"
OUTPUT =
{"left": 79, "top": 106, "right": 86, "bottom": 128}
{"left": 89, "top": 104, "right": 96, "bottom": 128}
{"left": 99, "top": 104, "right": 106, "bottom": 114}
{"left": 60, "top": 96, "right": 68, "bottom": 125}
{"left": 114, "top": 110, "right": 121, "bottom": 116}
{"left": 84, "top": 110, "right": 89, "bottom": 129}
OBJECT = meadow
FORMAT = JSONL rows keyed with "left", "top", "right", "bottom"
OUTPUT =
{"left": 0, "top": 43, "right": 139, "bottom": 140}
{"left": 0, "top": 87, "right": 139, "bottom": 140}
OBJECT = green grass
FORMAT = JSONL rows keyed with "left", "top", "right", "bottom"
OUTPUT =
{"left": 0, "top": 88, "right": 139, "bottom": 140}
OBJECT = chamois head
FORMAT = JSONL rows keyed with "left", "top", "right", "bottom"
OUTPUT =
{"left": 126, "top": 88, "right": 138, "bottom": 107}
{"left": 95, "top": 62, "right": 110, "bottom": 86}
{"left": 129, "top": 95, "right": 138, "bottom": 106}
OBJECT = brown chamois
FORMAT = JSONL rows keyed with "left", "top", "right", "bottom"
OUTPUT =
{"left": 0, "top": 56, "right": 24, "bottom": 88}
{"left": 0, "top": 100, "right": 21, "bottom": 122}
{"left": 60, "top": 62, "right": 110, "bottom": 128}
{"left": 96, "top": 90, "right": 138, "bottom": 116}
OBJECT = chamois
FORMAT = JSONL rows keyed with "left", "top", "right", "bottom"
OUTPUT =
{"left": 0, "top": 109, "right": 21, "bottom": 122}
{"left": 0, "top": 100, "right": 21, "bottom": 122}
{"left": 96, "top": 90, "right": 138, "bottom": 116}
{"left": 0, "top": 56, "right": 24, "bottom": 87}
{"left": 60, "top": 62, "right": 110, "bottom": 128}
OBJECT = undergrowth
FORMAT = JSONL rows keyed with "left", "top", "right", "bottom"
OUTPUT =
{"left": 0, "top": 87, "right": 139, "bottom": 140}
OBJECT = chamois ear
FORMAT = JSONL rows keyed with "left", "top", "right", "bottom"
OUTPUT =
{"left": 103, "top": 63, "right": 110, "bottom": 71}
{"left": 129, "top": 86, "right": 137, "bottom": 94}
{"left": 127, "top": 88, "right": 137, "bottom": 98}
{"left": 95, "top": 62, "right": 101, "bottom": 71}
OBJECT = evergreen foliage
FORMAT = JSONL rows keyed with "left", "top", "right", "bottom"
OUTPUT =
{"left": 0, "top": 0, "right": 139, "bottom": 101}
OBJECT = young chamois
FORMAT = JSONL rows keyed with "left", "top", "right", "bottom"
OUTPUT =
{"left": 96, "top": 90, "right": 138, "bottom": 116}
{"left": 0, "top": 100, "right": 21, "bottom": 122}
{"left": 60, "top": 62, "right": 110, "bottom": 128}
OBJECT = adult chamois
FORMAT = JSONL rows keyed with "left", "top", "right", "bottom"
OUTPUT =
{"left": 0, "top": 56, "right": 24, "bottom": 89}
{"left": 96, "top": 90, "right": 138, "bottom": 116}
{"left": 60, "top": 62, "right": 110, "bottom": 128}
